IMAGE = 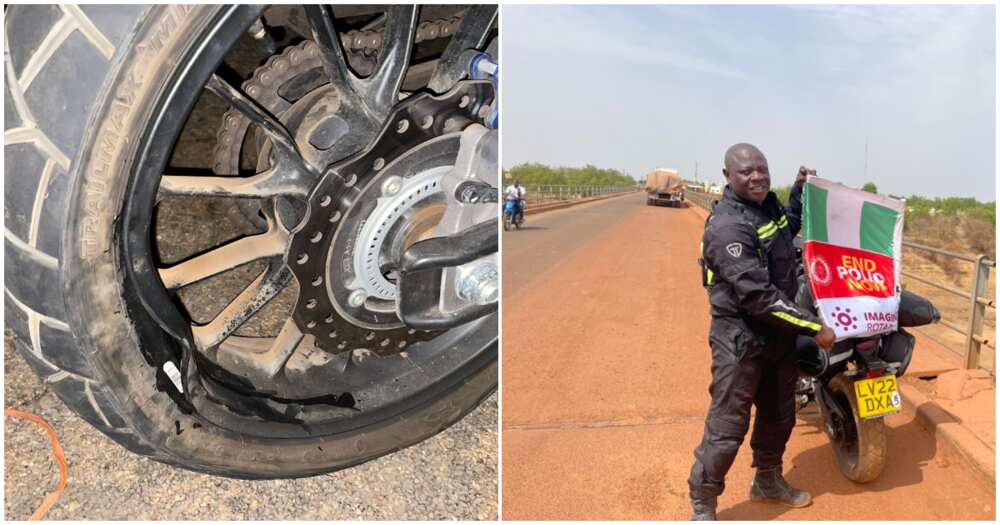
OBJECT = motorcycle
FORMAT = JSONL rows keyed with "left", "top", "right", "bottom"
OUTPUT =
{"left": 503, "top": 198, "right": 525, "bottom": 230}
{"left": 793, "top": 244, "right": 940, "bottom": 482}
{"left": 4, "top": 5, "right": 499, "bottom": 478}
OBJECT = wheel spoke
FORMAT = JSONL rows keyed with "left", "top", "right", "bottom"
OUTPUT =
{"left": 217, "top": 319, "right": 304, "bottom": 379}
{"left": 191, "top": 264, "right": 292, "bottom": 350}
{"left": 426, "top": 5, "right": 498, "bottom": 93}
{"left": 207, "top": 74, "right": 299, "bottom": 156}
{"left": 258, "top": 319, "right": 305, "bottom": 377}
{"left": 305, "top": 5, "right": 417, "bottom": 121}
{"left": 159, "top": 165, "right": 309, "bottom": 199}
{"left": 206, "top": 75, "right": 318, "bottom": 186}
{"left": 159, "top": 228, "right": 287, "bottom": 290}
{"left": 358, "top": 5, "right": 418, "bottom": 118}
{"left": 303, "top": 5, "right": 355, "bottom": 89}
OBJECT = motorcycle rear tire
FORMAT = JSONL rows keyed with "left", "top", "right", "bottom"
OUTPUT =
{"left": 826, "top": 373, "right": 887, "bottom": 483}
{"left": 4, "top": 4, "right": 496, "bottom": 479}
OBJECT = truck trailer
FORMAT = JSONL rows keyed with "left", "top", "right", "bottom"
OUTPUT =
{"left": 645, "top": 168, "right": 684, "bottom": 206}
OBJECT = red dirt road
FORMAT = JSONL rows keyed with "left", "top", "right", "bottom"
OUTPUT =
{"left": 501, "top": 192, "right": 994, "bottom": 520}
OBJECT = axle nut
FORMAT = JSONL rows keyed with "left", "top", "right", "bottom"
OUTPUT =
{"left": 457, "top": 261, "right": 499, "bottom": 305}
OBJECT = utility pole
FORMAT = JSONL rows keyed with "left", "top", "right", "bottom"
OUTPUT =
{"left": 864, "top": 136, "right": 868, "bottom": 181}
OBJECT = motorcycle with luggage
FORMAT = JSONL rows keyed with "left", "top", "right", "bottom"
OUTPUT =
{"left": 792, "top": 243, "right": 940, "bottom": 482}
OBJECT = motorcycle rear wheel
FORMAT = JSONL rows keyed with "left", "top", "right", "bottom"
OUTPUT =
{"left": 4, "top": 4, "right": 497, "bottom": 478}
{"left": 826, "top": 373, "right": 887, "bottom": 483}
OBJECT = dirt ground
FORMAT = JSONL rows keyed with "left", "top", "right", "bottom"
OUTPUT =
{"left": 501, "top": 193, "right": 994, "bottom": 520}
{"left": 4, "top": 340, "right": 498, "bottom": 520}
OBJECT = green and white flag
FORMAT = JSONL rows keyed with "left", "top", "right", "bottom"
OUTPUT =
{"left": 802, "top": 177, "right": 905, "bottom": 340}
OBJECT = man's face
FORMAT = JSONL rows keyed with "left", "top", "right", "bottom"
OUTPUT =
{"left": 724, "top": 147, "right": 770, "bottom": 204}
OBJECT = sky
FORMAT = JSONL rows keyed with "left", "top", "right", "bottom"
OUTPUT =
{"left": 502, "top": 5, "right": 996, "bottom": 199}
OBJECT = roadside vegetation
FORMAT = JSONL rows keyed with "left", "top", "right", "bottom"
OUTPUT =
{"left": 505, "top": 163, "right": 637, "bottom": 188}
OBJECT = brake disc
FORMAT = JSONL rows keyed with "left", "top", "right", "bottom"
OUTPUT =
{"left": 213, "top": 38, "right": 495, "bottom": 355}
{"left": 287, "top": 81, "right": 495, "bottom": 353}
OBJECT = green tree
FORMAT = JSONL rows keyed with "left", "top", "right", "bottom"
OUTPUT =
{"left": 507, "top": 163, "right": 637, "bottom": 188}
{"left": 861, "top": 182, "right": 878, "bottom": 194}
{"left": 773, "top": 185, "right": 792, "bottom": 204}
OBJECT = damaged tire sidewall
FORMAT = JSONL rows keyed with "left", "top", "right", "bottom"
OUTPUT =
{"left": 62, "top": 4, "right": 495, "bottom": 477}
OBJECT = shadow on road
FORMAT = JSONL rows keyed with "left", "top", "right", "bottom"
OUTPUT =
{"left": 719, "top": 415, "right": 937, "bottom": 520}
{"left": 645, "top": 202, "right": 691, "bottom": 209}
{"left": 505, "top": 226, "right": 548, "bottom": 232}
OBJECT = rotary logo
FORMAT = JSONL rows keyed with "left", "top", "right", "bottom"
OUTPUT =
{"left": 832, "top": 306, "right": 858, "bottom": 331}
{"left": 809, "top": 256, "right": 832, "bottom": 287}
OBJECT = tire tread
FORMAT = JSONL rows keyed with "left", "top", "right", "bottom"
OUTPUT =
{"left": 828, "top": 373, "right": 887, "bottom": 483}
{"left": 4, "top": 5, "right": 496, "bottom": 478}
{"left": 3, "top": 5, "right": 160, "bottom": 462}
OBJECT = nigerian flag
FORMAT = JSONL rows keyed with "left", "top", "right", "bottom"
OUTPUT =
{"left": 802, "top": 177, "right": 905, "bottom": 340}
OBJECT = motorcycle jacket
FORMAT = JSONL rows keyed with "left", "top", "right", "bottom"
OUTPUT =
{"left": 700, "top": 185, "right": 823, "bottom": 338}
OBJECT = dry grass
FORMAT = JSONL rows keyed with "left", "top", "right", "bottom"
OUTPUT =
{"left": 906, "top": 214, "right": 994, "bottom": 262}
{"left": 900, "top": 211, "right": 995, "bottom": 371}
{"left": 964, "top": 219, "right": 996, "bottom": 255}
{"left": 901, "top": 245, "right": 995, "bottom": 373}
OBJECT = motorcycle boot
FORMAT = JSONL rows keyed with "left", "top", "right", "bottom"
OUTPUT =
{"left": 689, "top": 492, "right": 718, "bottom": 521}
{"left": 748, "top": 466, "right": 812, "bottom": 508}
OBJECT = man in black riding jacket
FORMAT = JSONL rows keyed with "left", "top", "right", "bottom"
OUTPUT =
{"left": 688, "top": 143, "right": 836, "bottom": 520}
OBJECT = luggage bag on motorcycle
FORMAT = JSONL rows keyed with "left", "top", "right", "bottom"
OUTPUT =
{"left": 878, "top": 329, "right": 916, "bottom": 377}
{"left": 794, "top": 336, "right": 854, "bottom": 377}
{"left": 796, "top": 328, "right": 916, "bottom": 378}
{"left": 877, "top": 289, "right": 938, "bottom": 377}
{"left": 898, "top": 289, "right": 941, "bottom": 327}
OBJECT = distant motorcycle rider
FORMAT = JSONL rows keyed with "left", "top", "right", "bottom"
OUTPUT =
{"left": 688, "top": 143, "right": 836, "bottom": 520}
{"left": 505, "top": 180, "right": 527, "bottom": 223}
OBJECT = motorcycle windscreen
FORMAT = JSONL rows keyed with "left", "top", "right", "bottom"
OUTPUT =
{"left": 802, "top": 176, "right": 905, "bottom": 341}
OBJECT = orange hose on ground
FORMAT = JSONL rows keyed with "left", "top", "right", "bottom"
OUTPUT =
{"left": 5, "top": 408, "right": 68, "bottom": 520}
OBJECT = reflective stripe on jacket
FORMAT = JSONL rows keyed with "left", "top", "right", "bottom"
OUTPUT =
{"left": 700, "top": 184, "right": 822, "bottom": 337}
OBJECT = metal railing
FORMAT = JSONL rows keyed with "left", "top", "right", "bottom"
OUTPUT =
{"left": 522, "top": 185, "right": 638, "bottom": 205}
{"left": 687, "top": 189, "right": 996, "bottom": 371}
{"left": 900, "top": 244, "right": 995, "bottom": 370}
{"left": 685, "top": 190, "right": 721, "bottom": 211}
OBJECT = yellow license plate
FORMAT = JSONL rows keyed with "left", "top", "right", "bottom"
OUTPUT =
{"left": 854, "top": 375, "right": 902, "bottom": 419}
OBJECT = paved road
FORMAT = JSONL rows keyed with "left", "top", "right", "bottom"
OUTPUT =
{"left": 501, "top": 192, "right": 994, "bottom": 520}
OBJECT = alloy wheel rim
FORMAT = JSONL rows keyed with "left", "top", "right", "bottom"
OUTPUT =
{"left": 117, "top": 5, "right": 498, "bottom": 437}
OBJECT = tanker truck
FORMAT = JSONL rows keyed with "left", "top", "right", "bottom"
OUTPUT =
{"left": 645, "top": 168, "right": 684, "bottom": 207}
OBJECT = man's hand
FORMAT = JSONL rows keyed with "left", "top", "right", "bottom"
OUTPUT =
{"left": 813, "top": 325, "right": 836, "bottom": 350}
{"left": 795, "top": 166, "right": 816, "bottom": 186}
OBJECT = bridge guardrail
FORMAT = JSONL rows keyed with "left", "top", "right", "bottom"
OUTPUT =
{"left": 686, "top": 189, "right": 996, "bottom": 372}
{"left": 522, "top": 185, "right": 639, "bottom": 205}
